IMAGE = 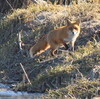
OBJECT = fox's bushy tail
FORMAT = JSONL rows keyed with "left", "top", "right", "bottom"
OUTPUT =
{"left": 29, "top": 35, "right": 50, "bottom": 58}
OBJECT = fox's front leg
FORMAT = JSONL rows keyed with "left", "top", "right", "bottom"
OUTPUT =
{"left": 70, "top": 41, "right": 75, "bottom": 51}
{"left": 62, "top": 41, "right": 69, "bottom": 50}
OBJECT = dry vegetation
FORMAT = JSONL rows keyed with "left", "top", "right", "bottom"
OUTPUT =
{"left": 0, "top": 1, "right": 100, "bottom": 99}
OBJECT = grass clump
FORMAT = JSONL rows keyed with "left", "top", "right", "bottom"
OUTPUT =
{"left": 48, "top": 79, "right": 100, "bottom": 98}
{"left": 30, "top": 65, "right": 76, "bottom": 92}
{"left": 18, "top": 41, "right": 99, "bottom": 94}
{"left": 15, "top": 41, "right": 100, "bottom": 94}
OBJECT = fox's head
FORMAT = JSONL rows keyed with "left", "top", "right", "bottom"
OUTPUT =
{"left": 67, "top": 19, "right": 80, "bottom": 35}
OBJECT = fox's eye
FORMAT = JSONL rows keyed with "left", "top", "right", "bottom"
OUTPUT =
{"left": 74, "top": 27, "right": 78, "bottom": 30}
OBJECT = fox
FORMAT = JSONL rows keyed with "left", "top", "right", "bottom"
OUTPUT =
{"left": 29, "top": 19, "right": 80, "bottom": 58}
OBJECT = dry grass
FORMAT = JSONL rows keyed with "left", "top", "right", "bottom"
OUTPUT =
{"left": 48, "top": 79, "right": 100, "bottom": 98}
{"left": 1, "top": 2, "right": 100, "bottom": 29}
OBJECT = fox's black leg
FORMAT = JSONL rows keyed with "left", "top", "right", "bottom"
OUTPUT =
{"left": 62, "top": 41, "right": 69, "bottom": 50}
{"left": 63, "top": 43, "right": 69, "bottom": 50}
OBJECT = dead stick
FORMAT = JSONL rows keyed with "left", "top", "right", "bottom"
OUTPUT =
{"left": 6, "top": 0, "right": 14, "bottom": 10}
{"left": 18, "top": 30, "right": 23, "bottom": 51}
{"left": 39, "top": 57, "right": 57, "bottom": 63}
{"left": 20, "top": 63, "right": 32, "bottom": 85}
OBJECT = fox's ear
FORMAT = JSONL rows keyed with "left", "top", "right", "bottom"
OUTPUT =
{"left": 67, "top": 19, "right": 71, "bottom": 25}
{"left": 76, "top": 19, "right": 80, "bottom": 25}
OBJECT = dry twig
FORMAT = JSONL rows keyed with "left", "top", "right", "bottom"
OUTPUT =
{"left": 6, "top": 0, "right": 14, "bottom": 10}
{"left": 20, "top": 63, "right": 32, "bottom": 85}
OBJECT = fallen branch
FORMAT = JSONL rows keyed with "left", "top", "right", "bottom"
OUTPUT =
{"left": 39, "top": 54, "right": 67, "bottom": 64}
{"left": 20, "top": 63, "right": 32, "bottom": 85}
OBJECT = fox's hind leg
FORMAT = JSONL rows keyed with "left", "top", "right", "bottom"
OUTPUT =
{"left": 49, "top": 43, "right": 58, "bottom": 56}
{"left": 48, "top": 40, "right": 58, "bottom": 56}
{"left": 50, "top": 48, "right": 57, "bottom": 56}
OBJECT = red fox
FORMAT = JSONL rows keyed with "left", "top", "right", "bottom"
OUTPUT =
{"left": 29, "top": 19, "right": 80, "bottom": 58}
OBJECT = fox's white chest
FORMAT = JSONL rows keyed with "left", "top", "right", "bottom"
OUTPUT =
{"left": 64, "top": 31, "right": 79, "bottom": 42}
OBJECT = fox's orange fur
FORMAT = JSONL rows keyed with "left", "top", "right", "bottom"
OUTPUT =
{"left": 30, "top": 20, "right": 80, "bottom": 58}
